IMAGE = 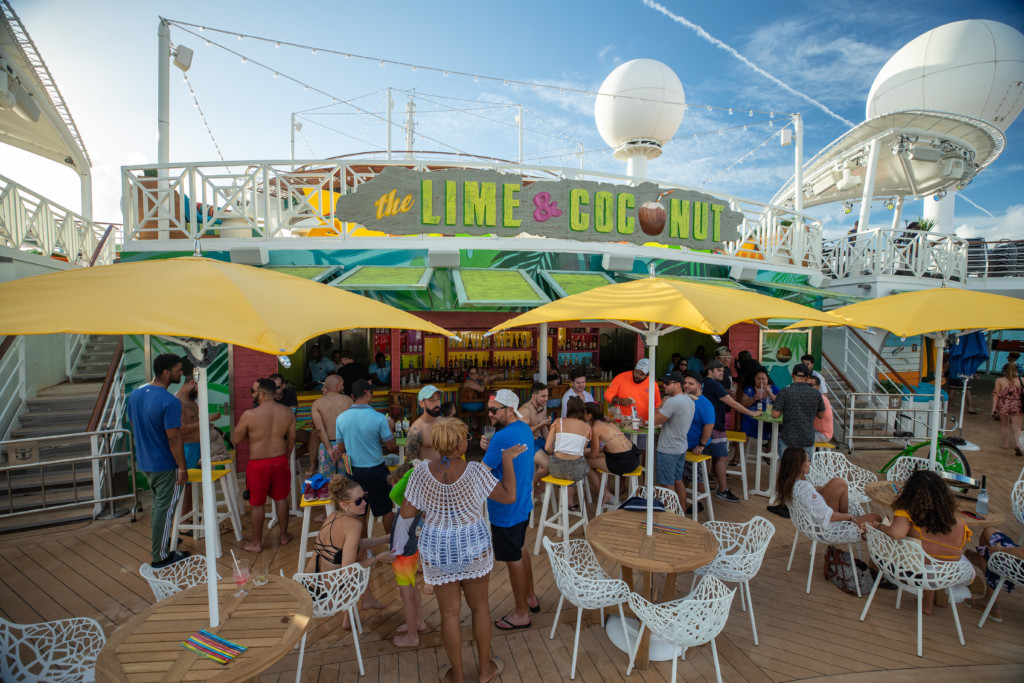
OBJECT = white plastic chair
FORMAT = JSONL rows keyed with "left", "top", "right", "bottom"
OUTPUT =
{"left": 626, "top": 575, "right": 735, "bottom": 683}
{"left": 1011, "top": 480, "right": 1023, "bottom": 545}
{"left": 0, "top": 616, "right": 106, "bottom": 682}
{"left": 886, "top": 456, "right": 937, "bottom": 482}
{"left": 138, "top": 555, "right": 221, "bottom": 602}
{"left": 807, "top": 450, "right": 876, "bottom": 515}
{"left": 694, "top": 517, "right": 776, "bottom": 645}
{"left": 542, "top": 537, "right": 631, "bottom": 680}
{"left": 292, "top": 563, "right": 371, "bottom": 680}
{"left": 976, "top": 551, "right": 1024, "bottom": 628}
{"left": 632, "top": 484, "right": 685, "bottom": 515}
{"left": 859, "top": 526, "right": 975, "bottom": 657}
{"left": 786, "top": 495, "right": 863, "bottom": 596}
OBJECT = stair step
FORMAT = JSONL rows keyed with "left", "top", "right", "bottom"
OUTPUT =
{"left": 72, "top": 372, "right": 108, "bottom": 380}
{"left": 0, "top": 486, "right": 98, "bottom": 513}
{"left": 9, "top": 422, "right": 94, "bottom": 440}
{"left": 19, "top": 409, "right": 94, "bottom": 425}
{"left": 6, "top": 467, "right": 96, "bottom": 492}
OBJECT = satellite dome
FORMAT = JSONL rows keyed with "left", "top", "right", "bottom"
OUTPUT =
{"left": 866, "top": 20, "right": 1024, "bottom": 131}
{"left": 595, "top": 59, "right": 686, "bottom": 160}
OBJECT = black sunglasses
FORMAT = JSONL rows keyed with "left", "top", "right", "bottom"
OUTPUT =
{"left": 348, "top": 496, "right": 366, "bottom": 506}
{"left": 487, "top": 406, "right": 506, "bottom": 414}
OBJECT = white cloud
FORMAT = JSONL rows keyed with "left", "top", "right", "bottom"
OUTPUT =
{"left": 955, "top": 204, "right": 1024, "bottom": 241}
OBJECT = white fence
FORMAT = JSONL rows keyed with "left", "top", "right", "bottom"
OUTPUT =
{"left": 822, "top": 229, "right": 968, "bottom": 281}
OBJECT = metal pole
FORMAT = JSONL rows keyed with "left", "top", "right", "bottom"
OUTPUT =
{"left": 793, "top": 114, "right": 804, "bottom": 217}
{"left": 157, "top": 20, "right": 170, "bottom": 241}
{"left": 538, "top": 323, "right": 548, "bottom": 382}
{"left": 194, "top": 350, "right": 221, "bottom": 627}
{"left": 517, "top": 105, "right": 523, "bottom": 165}
{"left": 929, "top": 334, "right": 944, "bottom": 465}
{"left": 290, "top": 113, "right": 295, "bottom": 161}
{"left": 386, "top": 88, "right": 393, "bottom": 161}
{"left": 645, "top": 330, "right": 658, "bottom": 536}
{"left": 80, "top": 172, "right": 92, "bottom": 223}
{"left": 856, "top": 139, "right": 880, "bottom": 233}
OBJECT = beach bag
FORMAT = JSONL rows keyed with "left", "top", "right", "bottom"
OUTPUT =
{"left": 823, "top": 545, "right": 873, "bottom": 596}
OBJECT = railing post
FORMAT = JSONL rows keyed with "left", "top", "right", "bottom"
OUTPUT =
{"left": 16, "top": 337, "right": 26, "bottom": 406}
{"left": 91, "top": 433, "right": 103, "bottom": 518}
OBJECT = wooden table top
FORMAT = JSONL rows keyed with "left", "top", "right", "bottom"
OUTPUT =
{"left": 864, "top": 480, "right": 1005, "bottom": 528}
{"left": 586, "top": 509, "right": 718, "bottom": 574}
{"left": 95, "top": 575, "right": 313, "bottom": 683}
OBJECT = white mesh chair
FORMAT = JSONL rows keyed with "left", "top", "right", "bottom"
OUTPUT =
{"left": 138, "top": 556, "right": 221, "bottom": 602}
{"left": 1011, "top": 480, "right": 1023, "bottom": 545}
{"left": 693, "top": 517, "right": 776, "bottom": 645}
{"left": 976, "top": 551, "right": 1024, "bottom": 628}
{"left": 1, "top": 616, "right": 106, "bottom": 682}
{"left": 292, "top": 563, "right": 371, "bottom": 680}
{"left": 859, "top": 526, "right": 975, "bottom": 657}
{"left": 786, "top": 495, "right": 863, "bottom": 596}
{"left": 542, "top": 537, "right": 631, "bottom": 680}
{"left": 626, "top": 575, "right": 735, "bottom": 683}
{"left": 807, "top": 450, "right": 876, "bottom": 515}
{"left": 632, "top": 484, "right": 685, "bottom": 515}
{"left": 886, "top": 456, "right": 937, "bottom": 482}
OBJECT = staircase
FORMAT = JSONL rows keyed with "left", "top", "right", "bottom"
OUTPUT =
{"left": 71, "top": 335, "right": 121, "bottom": 381}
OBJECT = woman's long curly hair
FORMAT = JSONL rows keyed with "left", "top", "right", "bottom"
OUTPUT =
{"left": 775, "top": 447, "right": 808, "bottom": 506}
{"left": 892, "top": 470, "right": 958, "bottom": 535}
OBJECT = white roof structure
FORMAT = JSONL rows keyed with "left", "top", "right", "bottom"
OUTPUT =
{"left": 0, "top": 0, "right": 90, "bottom": 176}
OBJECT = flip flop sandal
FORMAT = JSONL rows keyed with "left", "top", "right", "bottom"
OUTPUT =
{"left": 481, "top": 657, "right": 505, "bottom": 683}
{"left": 494, "top": 616, "right": 531, "bottom": 630}
{"left": 529, "top": 601, "right": 541, "bottom": 614}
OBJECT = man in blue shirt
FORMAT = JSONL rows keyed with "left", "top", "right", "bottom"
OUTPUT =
{"left": 368, "top": 352, "right": 391, "bottom": 386}
{"left": 127, "top": 353, "right": 189, "bottom": 568}
{"left": 682, "top": 371, "right": 715, "bottom": 515}
{"left": 335, "top": 379, "right": 398, "bottom": 532}
{"left": 702, "top": 360, "right": 760, "bottom": 503}
{"left": 306, "top": 344, "right": 334, "bottom": 389}
{"left": 480, "top": 389, "right": 539, "bottom": 629}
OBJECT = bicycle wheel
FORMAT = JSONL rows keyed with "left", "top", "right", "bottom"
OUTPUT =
{"left": 933, "top": 440, "right": 970, "bottom": 478}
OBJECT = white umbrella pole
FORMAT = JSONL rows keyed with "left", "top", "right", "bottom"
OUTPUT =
{"left": 645, "top": 332, "right": 658, "bottom": 536}
{"left": 929, "top": 335, "right": 944, "bottom": 466}
{"left": 195, "top": 363, "right": 221, "bottom": 627}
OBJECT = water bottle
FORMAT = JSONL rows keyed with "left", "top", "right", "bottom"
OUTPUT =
{"left": 402, "top": 416, "right": 411, "bottom": 435}
{"left": 976, "top": 476, "right": 989, "bottom": 516}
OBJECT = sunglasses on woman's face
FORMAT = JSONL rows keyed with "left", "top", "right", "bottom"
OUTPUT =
{"left": 348, "top": 497, "right": 366, "bottom": 506}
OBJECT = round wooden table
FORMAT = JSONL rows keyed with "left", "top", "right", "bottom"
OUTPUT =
{"left": 864, "top": 480, "right": 1005, "bottom": 528}
{"left": 95, "top": 575, "right": 312, "bottom": 682}
{"left": 587, "top": 509, "right": 718, "bottom": 669}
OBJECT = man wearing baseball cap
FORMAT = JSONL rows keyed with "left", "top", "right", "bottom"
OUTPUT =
{"left": 405, "top": 385, "right": 443, "bottom": 463}
{"left": 702, "top": 360, "right": 761, "bottom": 503}
{"left": 767, "top": 364, "right": 825, "bottom": 518}
{"left": 713, "top": 346, "right": 734, "bottom": 393}
{"left": 653, "top": 371, "right": 695, "bottom": 509}
{"left": 605, "top": 358, "right": 662, "bottom": 422}
{"left": 481, "top": 389, "right": 539, "bottom": 629}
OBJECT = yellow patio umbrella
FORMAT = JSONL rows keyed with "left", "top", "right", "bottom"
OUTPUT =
{"left": 0, "top": 256, "right": 454, "bottom": 627}
{"left": 786, "top": 287, "right": 1024, "bottom": 465}
{"left": 488, "top": 274, "right": 849, "bottom": 534}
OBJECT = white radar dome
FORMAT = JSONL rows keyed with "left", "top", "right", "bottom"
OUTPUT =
{"left": 595, "top": 59, "right": 686, "bottom": 160}
{"left": 866, "top": 19, "right": 1024, "bottom": 131}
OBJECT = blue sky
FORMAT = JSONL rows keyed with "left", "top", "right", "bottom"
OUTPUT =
{"left": 6, "top": 0, "right": 1023, "bottom": 241}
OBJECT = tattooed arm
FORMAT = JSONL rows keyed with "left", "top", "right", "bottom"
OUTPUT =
{"left": 405, "top": 425, "right": 423, "bottom": 461}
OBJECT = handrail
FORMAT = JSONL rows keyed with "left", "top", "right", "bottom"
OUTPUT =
{"left": 88, "top": 224, "right": 117, "bottom": 267}
{"left": 0, "top": 336, "right": 13, "bottom": 364}
{"left": 820, "top": 349, "right": 856, "bottom": 394}
{"left": 847, "top": 328, "right": 914, "bottom": 394}
{"left": 87, "top": 337, "right": 124, "bottom": 433}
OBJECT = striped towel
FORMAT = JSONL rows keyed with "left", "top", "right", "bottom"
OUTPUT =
{"left": 181, "top": 629, "right": 247, "bottom": 665}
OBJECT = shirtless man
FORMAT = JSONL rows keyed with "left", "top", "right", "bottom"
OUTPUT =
{"left": 405, "top": 385, "right": 443, "bottom": 462}
{"left": 310, "top": 375, "right": 353, "bottom": 478}
{"left": 174, "top": 377, "right": 222, "bottom": 519}
{"left": 519, "top": 382, "right": 553, "bottom": 487}
{"left": 233, "top": 378, "right": 296, "bottom": 552}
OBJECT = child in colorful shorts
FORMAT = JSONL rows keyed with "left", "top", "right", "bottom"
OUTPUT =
{"left": 387, "top": 462, "right": 431, "bottom": 647}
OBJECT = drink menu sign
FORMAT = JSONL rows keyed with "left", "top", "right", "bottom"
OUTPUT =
{"left": 335, "top": 167, "right": 741, "bottom": 248}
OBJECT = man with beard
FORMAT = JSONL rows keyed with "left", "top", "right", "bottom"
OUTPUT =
{"left": 310, "top": 374, "right": 353, "bottom": 478}
{"left": 653, "top": 371, "right": 695, "bottom": 510}
{"left": 174, "top": 375, "right": 223, "bottom": 520}
{"left": 605, "top": 358, "right": 662, "bottom": 422}
{"left": 702, "top": 360, "right": 761, "bottom": 503}
{"left": 306, "top": 344, "right": 334, "bottom": 390}
{"left": 233, "top": 378, "right": 296, "bottom": 552}
{"left": 481, "top": 389, "right": 539, "bottom": 629}
{"left": 683, "top": 371, "right": 715, "bottom": 515}
{"left": 405, "top": 385, "right": 443, "bottom": 462}
{"left": 520, "top": 382, "right": 552, "bottom": 478}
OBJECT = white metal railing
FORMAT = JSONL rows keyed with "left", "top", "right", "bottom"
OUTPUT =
{"left": 119, "top": 159, "right": 824, "bottom": 270}
{"left": 0, "top": 173, "right": 117, "bottom": 265}
{"left": 843, "top": 394, "right": 947, "bottom": 452}
{"left": 65, "top": 333, "right": 85, "bottom": 381}
{"left": 965, "top": 238, "right": 1024, "bottom": 278}
{"left": 0, "top": 336, "right": 27, "bottom": 441}
{"left": 90, "top": 350, "right": 126, "bottom": 516}
{"left": 821, "top": 228, "right": 968, "bottom": 281}
{"left": 0, "top": 428, "right": 136, "bottom": 522}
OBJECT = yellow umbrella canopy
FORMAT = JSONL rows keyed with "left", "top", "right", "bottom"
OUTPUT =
{"left": 786, "top": 287, "right": 1024, "bottom": 336}
{"left": 487, "top": 276, "right": 848, "bottom": 334}
{"left": 0, "top": 256, "right": 452, "bottom": 352}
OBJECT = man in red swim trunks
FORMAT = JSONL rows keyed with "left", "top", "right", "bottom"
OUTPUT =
{"left": 233, "top": 378, "right": 296, "bottom": 552}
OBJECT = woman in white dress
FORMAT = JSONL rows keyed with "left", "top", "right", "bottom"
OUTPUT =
{"left": 775, "top": 447, "right": 880, "bottom": 529}
{"left": 400, "top": 418, "right": 526, "bottom": 683}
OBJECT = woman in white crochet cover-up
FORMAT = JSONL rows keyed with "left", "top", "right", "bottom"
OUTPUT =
{"left": 400, "top": 418, "right": 526, "bottom": 683}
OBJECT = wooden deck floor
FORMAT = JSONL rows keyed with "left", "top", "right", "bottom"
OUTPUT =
{"left": 3, "top": 409, "right": 1024, "bottom": 682}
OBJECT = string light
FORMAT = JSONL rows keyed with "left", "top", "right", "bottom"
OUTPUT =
{"left": 181, "top": 72, "right": 226, "bottom": 163}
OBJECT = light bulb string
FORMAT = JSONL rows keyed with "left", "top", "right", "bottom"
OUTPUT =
{"left": 698, "top": 121, "right": 791, "bottom": 187}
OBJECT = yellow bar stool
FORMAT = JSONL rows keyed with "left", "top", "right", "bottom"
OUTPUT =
{"left": 814, "top": 441, "right": 835, "bottom": 454}
{"left": 594, "top": 466, "right": 644, "bottom": 517}
{"left": 685, "top": 452, "right": 715, "bottom": 522}
{"left": 297, "top": 497, "right": 335, "bottom": 574}
{"left": 170, "top": 468, "right": 244, "bottom": 557}
{"left": 725, "top": 431, "right": 750, "bottom": 500}
{"left": 211, "top": 456, "right": 243, "bottom": 512}
{"left": 533, "top": 475, "right": 588, "bottom": 556}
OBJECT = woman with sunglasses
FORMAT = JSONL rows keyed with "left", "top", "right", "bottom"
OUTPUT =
{"left": 400, "top": 418, "right": 526, "bottom": 683}
{"left": 306, "top": 476, "right": 390, "bottom": 621}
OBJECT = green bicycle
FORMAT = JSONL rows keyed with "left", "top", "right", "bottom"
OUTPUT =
{"left": 878, "top": 425, "right": 970, "bottom": 478}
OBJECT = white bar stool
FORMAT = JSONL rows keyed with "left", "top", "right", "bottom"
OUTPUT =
{"left": 297, "top": 497, "right": 335, "bottom": 574}
{"left": 533, "top": 475, "right": 588, "bottom": 556}
{"left": 170, "top": 467, "right": 243, "bottom": 557}
{"left": 685, "top": 452, "right": 715, "bottom": 522}
{"left": 725, "top": 431, "right": 750, "bottom": 500}
{"left": 594, "top": 466, "right": 643, "bottom": 516}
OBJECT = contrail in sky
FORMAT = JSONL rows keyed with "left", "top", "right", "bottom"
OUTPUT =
{"left": 641, "top": 0, "right": 856, "bottom": 128}
{"left": 957, "top": 193, "right": 994, "bottom": 217}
